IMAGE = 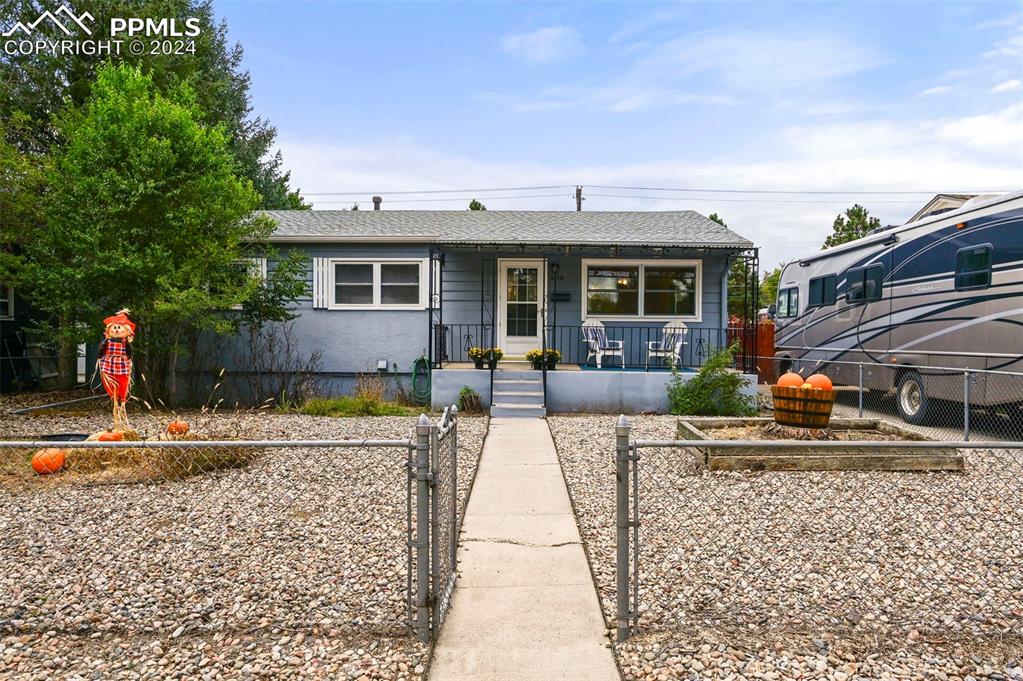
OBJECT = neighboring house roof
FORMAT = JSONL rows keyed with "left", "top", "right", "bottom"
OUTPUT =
{"left": 261, "top": 210, "right": 754, "bottom": 249}
{"left": 908, "top": 193, "right": 978, "bottom": 223}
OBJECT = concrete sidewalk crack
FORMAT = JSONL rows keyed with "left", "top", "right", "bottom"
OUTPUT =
{"left": 461, "top": 537, "right": 581, "bottom": 548}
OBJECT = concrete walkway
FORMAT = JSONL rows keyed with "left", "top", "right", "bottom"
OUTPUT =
{"left": 429, "top": 418, "right": 620, "bottom": 681}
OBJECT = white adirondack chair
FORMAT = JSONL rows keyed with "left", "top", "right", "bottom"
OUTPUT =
{"left": 646, "top": 322, "right": 688, "bottom": 369}
{"left": 582, "top": 320, "right": 624, "bottom": 368}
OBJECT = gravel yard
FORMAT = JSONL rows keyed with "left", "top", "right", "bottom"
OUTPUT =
{"left": 0, "top": 408, "right": 487, "bottom": 680}
{"left": 550, "top": 415, "right": 1023, "bottom": 681}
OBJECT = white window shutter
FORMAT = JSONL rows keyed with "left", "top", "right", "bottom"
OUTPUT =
{"left": 312, "top": 258, "right": 329, "bottom": 309}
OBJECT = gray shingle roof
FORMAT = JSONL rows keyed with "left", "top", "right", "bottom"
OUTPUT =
{"left": 261, "top": 210, "right": 753, "bottom": 249}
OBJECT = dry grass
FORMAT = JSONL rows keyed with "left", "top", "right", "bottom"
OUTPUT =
{"left": 1, "top": 435, "right": 262, "bottom": 488}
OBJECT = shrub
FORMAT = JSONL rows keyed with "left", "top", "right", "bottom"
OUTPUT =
{"left": 667, "top": 344, "right": 756, "bottom": 416}
{"left": 299, "top": 396, "right": 416, "bottom": 417}
{"left": 457, "top": 386, "right": 483, "bottom": 414}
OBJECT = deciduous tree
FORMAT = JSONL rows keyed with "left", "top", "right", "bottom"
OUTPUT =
{"left": 18, "top": 63, "right": 302, "bottom": 396}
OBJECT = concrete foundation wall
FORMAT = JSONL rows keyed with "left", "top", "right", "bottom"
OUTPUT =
{"left": 431, "top": 368, "right": 756, "bottom": 414}
{"left": 432, "top": 368, "right": 493, "bottom": 410}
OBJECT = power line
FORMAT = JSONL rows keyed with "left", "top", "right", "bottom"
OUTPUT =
{"left": 302, "top": 184, "right": 1020, "bottom": 197}
{"left": 303, "top": 185, "right": 574, "bottom": 196}
{"left": 585, "top": 193, "right": 924, "bottom": 205}
{"left": 587, "top": 185, "right": 1017, "bottom": 195}
{"left": 312, "top": 193, "right": 571, "bottom": 205}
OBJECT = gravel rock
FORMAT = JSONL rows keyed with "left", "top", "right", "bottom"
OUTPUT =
{"left": 550, "top": 414, "right": 1023, "bottom": 680}
{"left": 1, "top": 410, "right": 488, "bottom": 679}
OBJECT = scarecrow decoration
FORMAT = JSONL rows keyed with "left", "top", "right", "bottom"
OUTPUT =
{"left": 98, "top": 309, "right": 136, "bottom": 432}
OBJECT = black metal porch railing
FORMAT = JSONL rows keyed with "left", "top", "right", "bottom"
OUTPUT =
{"left": 432, "top": 324, "right": 759, "bottom": 374}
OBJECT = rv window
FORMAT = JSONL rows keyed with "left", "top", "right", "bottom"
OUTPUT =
{"left": 846, "top": 264, "right": 884, "bottom": 303}
{"left": 955, "top": 245, "right": 992, "bottom": 290}
{"left": 777, "top": 287, "right": 798, "bottom": 318}
{"left": 808, "top": 274, "right": 837, "bottom": 307}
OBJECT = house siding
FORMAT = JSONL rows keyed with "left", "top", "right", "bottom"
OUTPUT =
{"left": 280, "top": 242, "right": 433, "bottom": 374}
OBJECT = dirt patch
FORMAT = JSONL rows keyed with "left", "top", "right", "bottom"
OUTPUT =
{"left": 706, "top": 424, "right": 902, "bottom": 441}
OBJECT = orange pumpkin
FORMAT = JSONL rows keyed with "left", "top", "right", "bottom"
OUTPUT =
{"left": 98, "top": 431, "right": 123, "bottom": 441}
{"left": 777, "top": 371, "right": 804, "bottom": 388}
{"left": 167, "top": 420, "right": 190, "bottom": 436}
{"left": 806, "top": 373, "right": 833, "bottom": 391}
{"left": 32, "top": 448, "right": 66, "bottom": 475}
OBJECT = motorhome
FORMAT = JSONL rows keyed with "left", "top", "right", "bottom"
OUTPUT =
{"left": 773, "top": 191, "right": 1023, "bottom": 424}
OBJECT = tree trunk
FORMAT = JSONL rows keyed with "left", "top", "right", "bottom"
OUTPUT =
{"left": 167, "top": 328, "right": 180, "bottom": 408}
{"left": 57, "top": 314, "right": 78, "bottom": 391}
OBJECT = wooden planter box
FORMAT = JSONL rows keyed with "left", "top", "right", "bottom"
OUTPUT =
{"left": 676, "top": 417, "right": 963, "bottom": 472}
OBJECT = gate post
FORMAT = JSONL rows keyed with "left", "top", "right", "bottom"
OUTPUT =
{"left": 963, "top": 370, "right": 971, "bottom": 442}
{"left": 615, "top": 414, "right": 632, "bottom": 642}
{"left": 414, "top": 414, "right": 432, "bottom": 642}
{"left": 450, "top": 405, "right": 459, "bottom": 573}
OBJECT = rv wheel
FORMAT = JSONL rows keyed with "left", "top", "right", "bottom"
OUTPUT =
{"left": 896, "top": 370, "right": 930, "bottom": 425}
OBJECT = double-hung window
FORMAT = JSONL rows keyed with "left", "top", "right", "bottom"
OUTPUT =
{"left": 332, "top": 260, "right": 426, "bottom": 309}
{"left": 808, "top": 274, "right": 837, "bottom": 307}
{"left": 846, "top": 264, "right": 884, "bottom": 303}
{"left": 582, "top": 260, "right": 701, "bottom": 320}
{"left": 955, "top": 244, "right": 992, "bottom": 291}
{"left": 0, "top": 284, "right": 12, "bottom": 320}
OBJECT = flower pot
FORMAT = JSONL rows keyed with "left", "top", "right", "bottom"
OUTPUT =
{"left": 487, "top": 360, "right": 498, "bottom": 370}
{"left": 531, "top": 359, "right": 543, "bottom": 370}
{"left": 474, "top": 359, "right": 485, "bottom": 369}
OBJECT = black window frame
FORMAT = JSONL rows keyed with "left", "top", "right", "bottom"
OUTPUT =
{"left": 807, "top": 274, "right": 837, "bottom": 307}
{"left": 777, "top": 286, "right": 799, "bottom": 318}
{"left": 954, "top": 243, "right": 993, "bottom": 291}
{"left": 846, "top": 264, "right": 884, "bottom": 304}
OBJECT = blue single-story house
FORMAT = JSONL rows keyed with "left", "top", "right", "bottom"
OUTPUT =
{"left": 246, "top": 208, "right": 759, "bottom": 415}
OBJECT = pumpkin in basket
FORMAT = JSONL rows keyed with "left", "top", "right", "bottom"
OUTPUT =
{"left": 777, "top": 371, "right": 804, "bottom": 388}
{"left": 806, "top": 373, "right": 833, "bottom": 391}
{"left": 98, "top": 431, "right": 123, "bottom": 441}
{"left": 32, "top": 448, "right": 66, "bottom": 475}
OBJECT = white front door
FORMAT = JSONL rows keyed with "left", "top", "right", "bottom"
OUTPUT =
{"left": 498, "top": 259, "right": 546, "bottom": 356}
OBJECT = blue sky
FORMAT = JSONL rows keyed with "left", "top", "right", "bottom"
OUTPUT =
{"left": 218, "top": 1, "right": 1023, "bottom": 269}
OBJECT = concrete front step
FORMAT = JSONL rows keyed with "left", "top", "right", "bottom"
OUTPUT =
{"left": 490, "top": 403, "right": 547, "bottom": 418}
{"left": 493, "top": 378, "right": 542, "bottom": 389}
{"left": 492, "top": 369, "right": 544, "bottom": 381}
{"left": 492, "top": 390, "right": 544, "bottom": 405}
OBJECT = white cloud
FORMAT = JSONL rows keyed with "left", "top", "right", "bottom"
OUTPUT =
{"left": 637, "top": 29, "right": 885, "bottom": 91}
{"left": 992, "top": 78, "right": 1021, "bottom": 92}
{"left": 278, "top": 103, "right": 1022, "bottom": 273}
{"left": 485, "top": 27, "right": 883, "bottom": 114}
{"left": 934, "top": 103, "right": 1023, "bottom": 153}
{"left": 501, "top": 26, "right": 583, "bottom": 64}
{"left": 917, "top": 85, "right": 953, "bottom": 97}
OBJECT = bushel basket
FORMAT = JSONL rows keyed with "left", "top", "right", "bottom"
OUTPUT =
{"left": 771, "top": 385, "right": 837, "bottom": 428}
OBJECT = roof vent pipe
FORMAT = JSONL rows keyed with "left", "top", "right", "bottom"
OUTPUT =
{"left": 372, "top": 196, "right": 382, "bottom": 210}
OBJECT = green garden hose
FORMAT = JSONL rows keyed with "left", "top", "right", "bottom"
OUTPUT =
{"left": 411, "top": 356, "right": 431, "bottom": 405}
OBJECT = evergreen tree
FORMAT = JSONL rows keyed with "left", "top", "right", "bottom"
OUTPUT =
{"left": 823, "top": 204, "right": 880, "bottom": 249}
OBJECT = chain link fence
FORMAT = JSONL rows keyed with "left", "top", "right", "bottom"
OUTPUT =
{"left": 780, "top": 358, "right": 1023, "bottom": 442}
{"left": 613, "top": 418, "right": 1023, "bottom": 661}
{"left": 0, "top": 408, "right": 474, "bottom": 675}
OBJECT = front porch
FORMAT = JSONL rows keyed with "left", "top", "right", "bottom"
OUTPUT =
{"left": 425, "top": 241, "right": 759, "bottom": 414}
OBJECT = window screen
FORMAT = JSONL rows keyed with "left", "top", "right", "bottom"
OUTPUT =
{"left": 846, "top": 264, "right": 884, "bottom": 303}
{"left": 955, "top": 245, "right": 992, "bottom": 291}
{"left": 643, "top": 266, "right": 696, "bottom": 316}
{"left": 808, "top": 274, "right": 837, "bottom": 307}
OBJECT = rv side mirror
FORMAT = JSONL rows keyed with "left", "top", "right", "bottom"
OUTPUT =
{"left": 767, "top": 303, "right": 777, "bottom": 316}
